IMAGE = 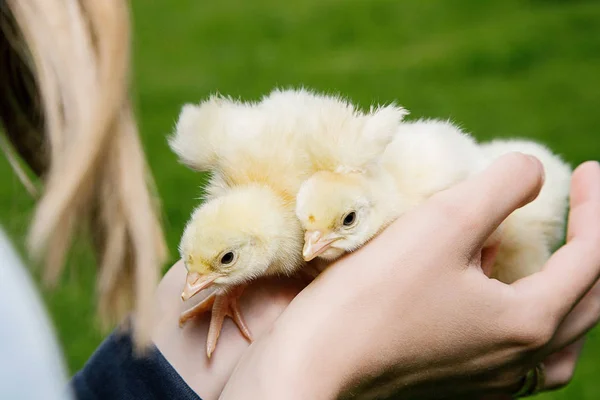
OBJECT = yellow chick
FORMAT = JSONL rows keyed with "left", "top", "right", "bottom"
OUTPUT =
{"left": 177, "top": 185, "right": 304, "bottom": 356}
{"left": 169, "top": 94, "right": 306, "bottom": 357}
{"left": 297, "top": 118, "right": 483, "bottom": 261}
{"left": 297, "top": 118, "right": 572, "bottom": 286}
{"left": 169, "top": 88, "right": 406, "bottom": 357}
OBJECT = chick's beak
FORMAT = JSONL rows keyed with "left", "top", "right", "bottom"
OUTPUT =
{"left": 181, "top": 271, "right": 220, "bottom": 301}
{"left": 303, "top": 230, "right": 342, "bottom": 261}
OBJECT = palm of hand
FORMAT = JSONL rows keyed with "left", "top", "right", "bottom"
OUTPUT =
{"left": 152, "top": 261, "right": 304, "bottom": 399}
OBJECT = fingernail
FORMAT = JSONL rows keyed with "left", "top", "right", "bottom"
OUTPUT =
{"left": 526, "top": 155, "right": 545, "bottom": 184}
{"left": 575, "top": 160, "right": 600, "bottom": 176}
{"left": 526, "top": 154, "right": 538, "bottom": 164}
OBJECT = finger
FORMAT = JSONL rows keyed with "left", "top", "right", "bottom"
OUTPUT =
{"left": 567, "top": 161, "right": 600, "bottom": 242}
{"left": 542, "top": 339, "right": 585, "bottom": 390}
{"left": 545, "top": 278, "right": 600, "bottom": 354}
{"left": 426, "top": 152, "right": 545, "bottom": 250}
{"left": 515, "top": 161, "right": 600, "bottom": 320}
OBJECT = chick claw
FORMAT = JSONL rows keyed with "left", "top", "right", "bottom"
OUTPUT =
{"left": 179, "top": 293, "right": 216, "bottom": 327}
{"left": 179, "top": 285, "right": 252, "bottom": 358}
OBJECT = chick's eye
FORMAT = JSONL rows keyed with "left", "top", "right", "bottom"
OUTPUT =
{"left": 220, "top": 252, "right": 235, "bottom": 265}
{"left": 343, "top": 211, "right": 356, "bottom": 227}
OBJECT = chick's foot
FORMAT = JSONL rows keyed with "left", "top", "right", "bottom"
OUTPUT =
{"left": 179, "top": 285, "right": 252, "bottom": 358}
{"left": 179, "top": 291, "right": 216, "bottom": 327}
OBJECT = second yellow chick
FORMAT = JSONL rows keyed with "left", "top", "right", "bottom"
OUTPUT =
{"left": 297, "top": 118, "right": 571, "bottom": 285}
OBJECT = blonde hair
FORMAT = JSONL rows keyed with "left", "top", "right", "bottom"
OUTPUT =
{"left": 0, "top": 0, "right": 167, "bottom": 350}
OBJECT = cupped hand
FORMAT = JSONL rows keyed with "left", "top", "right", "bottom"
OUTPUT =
{"left": 219, "top": 155, "right": 600, "bottom": 400}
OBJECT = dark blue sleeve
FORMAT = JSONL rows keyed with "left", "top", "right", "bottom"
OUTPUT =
{"left": 70, "top": 330, "right": 201, "bottom": 400}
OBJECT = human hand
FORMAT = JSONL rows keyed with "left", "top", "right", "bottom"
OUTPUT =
{"left": 479, "top": 160, "right": 600, "bottom": 398}
{"left": 220, "top": 155, "right": 600, "bottom": 400}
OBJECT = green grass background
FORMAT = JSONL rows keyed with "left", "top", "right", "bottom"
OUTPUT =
{"left": 1, "top": 0, "right": 599, "bottom": 398}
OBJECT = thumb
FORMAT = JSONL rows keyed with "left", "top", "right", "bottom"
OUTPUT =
{"left": 426, "top": 152, "right": 545, "bottom": 251}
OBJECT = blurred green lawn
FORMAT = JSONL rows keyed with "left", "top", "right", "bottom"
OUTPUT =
{"left": 1, "top": 0, "right": 599, "bottom": 398}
